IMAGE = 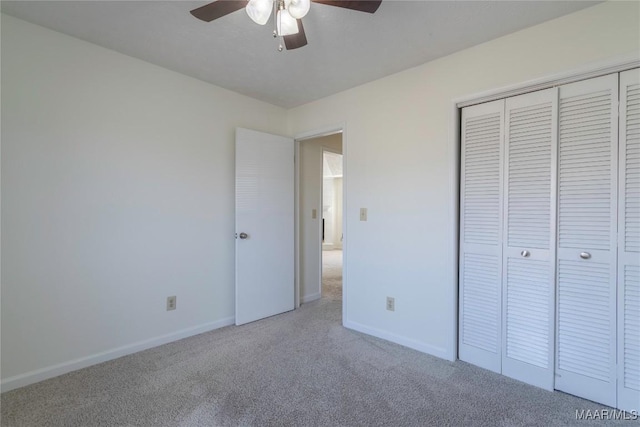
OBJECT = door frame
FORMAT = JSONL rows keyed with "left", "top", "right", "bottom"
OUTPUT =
{"left": 294, "top": 124, "right": 347, "bottom": 322}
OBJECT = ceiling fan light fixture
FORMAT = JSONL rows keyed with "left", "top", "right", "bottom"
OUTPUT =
{"left": 276, "top": 9, "right": 299, "bottom": 36}
{"left": 191, "top": 0, "right": 383, "bottom": 51}
{"left": 246, "top": 0, "right": 272, "bottom": 25}
{"left": 288, "top": 0, "right": 310, "bottom": 19}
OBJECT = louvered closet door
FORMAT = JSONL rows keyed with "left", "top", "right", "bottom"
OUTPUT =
{"left": 459, "top": 100, "right": 505, "bottom": 373}
{"left": 555, "top": 74, "right": 618, "bottom": 407}
{"left": 618, "top": 68, "right": 640, "bottom": 412}
{"left": 502, "top": 88, "right": 557, "bottom": 390}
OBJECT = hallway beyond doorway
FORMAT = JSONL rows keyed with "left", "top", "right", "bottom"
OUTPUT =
{"left": 322, "top": 250, "right": 342, "bottom": 300}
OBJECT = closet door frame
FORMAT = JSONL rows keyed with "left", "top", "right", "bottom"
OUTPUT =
{"left": 453, "top": 55, "right": 639, "bottom": 404}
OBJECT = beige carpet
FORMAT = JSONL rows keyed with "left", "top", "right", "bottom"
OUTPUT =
{"left": 322, "top": 249, "right": 342, "bottom": 301}
{"left": 1, "top": 263, "right": 623, "bottom": 426}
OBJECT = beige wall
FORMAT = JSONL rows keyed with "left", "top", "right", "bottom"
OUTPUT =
{"left": 1, "top": 14, "right": 287, "bottom": 388}
{"left": 288, "top": 1, "right": 640, "bottom": 358}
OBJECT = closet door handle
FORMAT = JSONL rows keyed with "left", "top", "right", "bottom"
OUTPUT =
{"left": 521, "top": 250, "right": 530, "bottom": 258}
{"left": 580, "top": 252, "right": 591, "bottom": 260}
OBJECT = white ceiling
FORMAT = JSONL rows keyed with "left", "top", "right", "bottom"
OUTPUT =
{"left": 1, "top": 0, "right": 599, "bottom": 108}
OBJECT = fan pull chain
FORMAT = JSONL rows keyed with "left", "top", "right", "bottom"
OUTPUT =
{"left": 273, "top": 0, "right": 283, "bottom": 52}
{"left": 272, "top": 28, "right": 284, "bottom": 52}
{"left": 273, "top": 27, "right": 282, "bottom": 52}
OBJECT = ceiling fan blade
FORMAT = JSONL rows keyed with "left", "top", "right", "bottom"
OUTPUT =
{"left": 311, "top": 0, "right": 382, "bottom": 14}
{"left": 284, "top": 20, "right": 308, "bottom": 50}
{"left": 190, "top": 1, "right": 247, "bottom": 22}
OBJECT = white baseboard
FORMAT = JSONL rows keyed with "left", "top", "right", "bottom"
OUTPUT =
{"left": 0, "top": 317, "right": 235, "bottom": 393}
{"left": 301, "top": 292, "right": 321, "bottom": 304}
{"left": 344, "top": 319, "right": 452, "bottom": 361}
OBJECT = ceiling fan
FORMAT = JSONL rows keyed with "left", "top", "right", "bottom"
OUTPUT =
{"left": 190, "top": 0, "right": 382, "bottom": 51}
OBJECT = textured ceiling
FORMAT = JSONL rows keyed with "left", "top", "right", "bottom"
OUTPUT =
{"left": 1, "top": 1, "right": 599, "bottom": 108}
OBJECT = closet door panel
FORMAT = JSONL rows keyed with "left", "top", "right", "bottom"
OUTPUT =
{"left": 459, "top": 100, "right": 505, "bottom": 373}
{"left": 618, "top": 68, "right": 640, "bottom": 412}
{"left": 502, "top": 88, "right": 557, "bottom": 390}
{"left": 555, "top": 74, "right": 618, "bottom": 407}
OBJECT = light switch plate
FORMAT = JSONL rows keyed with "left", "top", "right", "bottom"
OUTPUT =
{"left": 312, "top": 209, "right": 317, "bottom": 219}
{"left": 386, "top": 297, "right": 395, "bottom": 311}
{"left": 360, "top": 208, "right": 367, "bottom": 221}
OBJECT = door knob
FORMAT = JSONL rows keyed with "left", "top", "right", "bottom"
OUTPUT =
{"left": 580, "top": 252, "right": 591, "bottom": 260}
{"left": 521, "top": 250, "right": 530, "bottom": 258}
{"left": 239, "top": 232, "right": 249, "bottom": 240}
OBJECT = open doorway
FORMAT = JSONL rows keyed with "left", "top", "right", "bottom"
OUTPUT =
{"left": 297, "top": 132, "right": 343, "bottom": 305}
{"left": 321, "top": 150, "right": 343, "bottom": 300}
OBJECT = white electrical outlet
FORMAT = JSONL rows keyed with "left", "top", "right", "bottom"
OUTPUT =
{"left": 360, "top": 208, "right": 368, "bottom": 221}
{"left": 386, "top": 296, "right": 395, "bottom": 312}
{"left": 167, "top": 296, "right": 177, "bottom": 311}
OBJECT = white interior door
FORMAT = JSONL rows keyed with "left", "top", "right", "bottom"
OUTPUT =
{"left": 458, "top": 99, "right": 505, "bottom": 373}
{"left": 554, "top": 74, "right": 618, "bottom": 407}
{"left": 618, "top": 68, "right": 640, "bottom": 412}
{"left": 235, "top": 128, "right": 294, "bottom": 326}
{"left": 502, "top": 88, "right": 557, "bottom": 390}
